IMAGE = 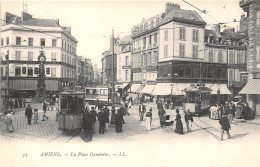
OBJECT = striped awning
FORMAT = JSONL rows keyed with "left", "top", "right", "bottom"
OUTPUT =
{"left": 205, "top": 84, "right": 232, "bottom": 95}
{"left": 239, "top": 79, "right": 260, "bottom": 94}
{"left": 152, "top": 83, "right": 190, "bottom": 96}
{"left": 115, "top": 83, "right": 129, "bottom": 89}
{"left": 140, "top": 84, "right": 156, "bottom": 94}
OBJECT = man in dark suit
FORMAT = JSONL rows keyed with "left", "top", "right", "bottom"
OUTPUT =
{"left": 98, "top": 108, "right": 106, "bottom": 134}
{"left": 90, "top": 107, "right": 98, "bottom": 134}
{"left": 139, "top": 103, "right": 146, "bottom": 121}
{"left": 25, "top": 104, "right": 33, "bottom": 125}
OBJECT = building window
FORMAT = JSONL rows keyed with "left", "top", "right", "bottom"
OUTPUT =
{"left": 1, "top": 38, "right": 3, "bottom": 46}
{"left": 209, "top": 50, "right": 214, "bottom": 62}
{"left": 15, "top": 51, "right": 21, "bottom": 60}
{"left": 229, "top": 69, "right": 234, "bottom": 81}
{"left": 193, "top": 66, "right": 200, "bottom": 78}
{"left": 51, "top": 52, "right": 57, "bottom": 61}
{"left": 125, "top": 70, "right": 128, "bottom": 81}
{"left": 229, "top": 52, "right": 234, "bottom": 64}
{"left": 6, "top": 37, "right": 9, "bottom": 45}
{"left": 51, "top": 67, "right": 56, "bottom": 77}
{"left": 185, "top": 66, "right": 192, "bottom": 77}
{"left": 192, "top": 29, "right": 199, "bottom": 42}
{"left": 149, "top": 35, "right": 152, "bottom": 46}
{"left": 179, "top": 44, "right": 185, "bottom": 57}
{"left": 0, "top": 67, "right": 3, "bottom": 76}
{"left": 218, "top": 51, "right": 223, "bottom": 63}
{"left": 222, "top": 69, "right": 227, "bottom": 79}
{"left": 164, "top": 29, "right": 168, "bottom": 40}
{"left": 154, "top": 33, "right": 157, "bottom": 44}
{"left": 208, "top": 66, "right": 214, "bottom": 78}
{"left": 126, "top": 56, "right": 129, "bottom": 65}
{"left": 16, "top": 37, "right": 21, "bottom": 45}
{"left": 28, "top": 67, "right": 33, "bottom": 76}
{"left": 237, "top": 52, "right": 243, "bottom": 64}
{"left": 192, "top": 45, "right": 198, "bottom": 58}
{"left": 179, "top": 28, "right": 185, "bottom": 40}
{"left": 40, "top": 38, "right": 45, "bottom": 46}
{"left": 28, "top": 52, "right": 33, "bottom": 61}
{"left": 46, "top": 68, "right": 50, "bottom": 75}
{"left": 179, "top": 68, "right": 185, "bottom": 77}
{"left": 164, "top": 45, "right": 168, "bottom": 58}
{"left": 28, "top": 38, "right": 33, "bottom": 46}
{"left": 62, "top": 40, "right": 64, "bottom": 48}
{"left": 15, "top": 67, "right": 21, "bottom": 76}
{"left": 217, "top": 68, "right": 222, "bottom": 78}
{"left": 34, "top": 67, "right": 39, "bottom": 74}
{"left": 22, "top": 67, "right": 26, "bottom": 74}
{"left": 143, "top": 37, "right": 146, "bottom": 48}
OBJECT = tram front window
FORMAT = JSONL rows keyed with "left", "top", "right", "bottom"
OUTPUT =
{"left": 186, "top": 92, "right": 200, "bottom": 103}
{"left": 60, "top": 99, "right": 68, "bottom": 109}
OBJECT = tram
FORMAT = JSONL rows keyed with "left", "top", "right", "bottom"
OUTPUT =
{"left": 183, "top": 84, "right": 211, "bottom": 115}
{"left": 85, "top": 86, "right": 112, "bottom": 105}
{"left": 57, "top": 87, "right": 85, "bottom": 132}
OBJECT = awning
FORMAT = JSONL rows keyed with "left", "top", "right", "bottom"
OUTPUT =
{"left": 115, "top": 83, "right": 129, "bottom": 89}
{"left": 205, "top": 84, "right": 232, "bottom": 95}
{"left": 239, "top": 79, "right": 260, "bottom": 94}
{"left": 129, "top": 84, "right": 142, "bottom": 93}
{"left": 152, "top": 83, "right": 191, "bottom": 96}
{"left": 140, "top": 84, "right": 156, "bottom": 94}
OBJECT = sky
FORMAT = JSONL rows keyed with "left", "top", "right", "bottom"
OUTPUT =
{"left": 1, "top": 0, "right": 245, "bottom": 68}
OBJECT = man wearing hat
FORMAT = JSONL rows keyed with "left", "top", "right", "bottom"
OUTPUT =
{"left": 97, "top": 107, "right": 106, "bottom": 134}
{"left": 90, "top": 106, "right": 98, "bottom": 134}
{"left": 219, "top": 114, "right": 231, "bottom": 140}
{"left": 25, "top": 104, "right": 33, "bottom": 125}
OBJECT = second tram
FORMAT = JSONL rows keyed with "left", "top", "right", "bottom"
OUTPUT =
{"left": 85, "top": 86, "right": 112, "bottom": 105}
{"left": 183, "top": 85, "right": 211, "bottom": 115}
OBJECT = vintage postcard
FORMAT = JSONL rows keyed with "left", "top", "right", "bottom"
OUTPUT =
{"left": 1, "top": 0, "right": 260, "bottom": 167}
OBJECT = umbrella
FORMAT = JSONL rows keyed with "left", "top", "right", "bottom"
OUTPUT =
{"left": 234, "top": 95, "right": 243, "bottom": 99}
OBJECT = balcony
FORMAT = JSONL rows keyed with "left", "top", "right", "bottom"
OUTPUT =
{"left": 122, "top": 64, "right": 131, "bottom": 69}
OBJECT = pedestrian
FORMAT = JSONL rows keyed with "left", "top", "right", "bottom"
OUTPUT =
{"left": 81, "top": 109, "right": 93, "bottom": 142}
{"left": 23, "top": 99, "right": 26, "bottom": 108}
{"left": 97, "top": 108, "right": 106, "bottom": 134}
{"left": 229, "top": 101, "right": 236, "bottom": 124}
{"left": 104, "top": 106, "right": 110, "bottom": 131}
{"left": 5, "top": 111, "right": 14, "bottom": 132}
{"left": 95, "top": 98, "right": 100, "bottom": 110}
{"left": 235, "top": 101, "right": 243, "bottom": 119}
{"left": 25, "top": 104, "right": 33, "bottom": 125}
{"left": 219, "top": 114, "right": 231, "bottom": 140}
{"left": 42, "top": 101, "right": 49, "bottom": 121}
{"left": 125, "top": 101, "right": 129, "bottom": 116}
{"left": 18, "top": 98, "right": 22, "bottom": 108}
{"left": 145, "top": 108, "right": 152, "bottom": 131}
{"left": 9, "top": 99, "right": 13, "bottom": 110}
{"left": 184, "top": 109, "right": 193, "bottom": 132}
{"left": 139, "top": 103, "right": 146, "bottom": 121}
{"left": 157, "top": 100, "right": 163, "bottom": 110}
{"left": 32, "top": 109, "right": 39, "bottom": 124}
{"left": 175, "top": 108, "right": 183, "bottom": 134}
{"left": 90, "top": 106, "right": 98, "bottom": 134}
{"left": 158, "top": 107, "right": 166, "bottom": 127}
{"left": 128, "top": 96, "right": 133, "bottom": 109}
{"left": 118, "top": 106, "right": 125, "bottom": 124}
{"left": 14, "top": 98, "right": 18, "bottom": 108}
{"left": 85, "top": 102, "right": 90, "bottom": 112}
{"left": 115, "top": 109, "right": 123, "bottom": 133}
{"left": 242, "top": 103, "right": 254, "bottom": 120}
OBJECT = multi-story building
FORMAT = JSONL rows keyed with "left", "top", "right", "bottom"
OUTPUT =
{"left": 153, "top": 3, "right": 211, "bottom": 103}
{"left": 239, "top": 0, "right": 260, "bottom": 115}
{"left": 131, "top": 12, "right": 161, "bottom": 100}
{"left": 0, "top": 11, "right": 78, "bottom": 97}
{"left": 116, "top": 35, "right": 132, "bottom": 95}
{"left": 101, "top": 37, "right": 120, "bottom": 86}
{"left": 93, "top": 64, "right": 102, "bottom": 85}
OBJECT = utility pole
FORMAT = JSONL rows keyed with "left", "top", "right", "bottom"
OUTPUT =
{"left": 6, "top": 50, "right": 10, "bottom": 110}
{"left": 110, "top": 28, "right": 116, "bottom": 125}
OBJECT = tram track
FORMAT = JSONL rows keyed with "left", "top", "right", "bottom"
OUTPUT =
{"left": 47, "top": 132, "right": 78, "bottom": 144}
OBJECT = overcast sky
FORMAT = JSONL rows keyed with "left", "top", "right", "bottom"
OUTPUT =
{"left": 1, "top": 0, "right": 244, "bottom": 68}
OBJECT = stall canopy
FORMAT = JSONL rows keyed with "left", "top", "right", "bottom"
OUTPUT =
{"left": 152, "top": 83, "right": 192, "bottom": 96}
{"left": 205, "top": 84, "right": 232, "bottom": 95}
{"left": 115, "top": 83, "right": 129, "bottom": 90}
{"left": 239, "top": 79, "right": 260, "bottom": 94}
{"left": 128, "top": 84, "right": 142, "bottom": 93}
{"left": 140, "top": 84, "right": 156, "bottom": 94}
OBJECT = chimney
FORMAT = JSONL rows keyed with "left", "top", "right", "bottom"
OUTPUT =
{"left": 55, "top": 19, "right": 59, "bottom": 25}
{"left": 212, "top": 24, "right": 221, "bottom": 34}
{"left": 64, "top": 26, "right": 71, "bottom": 34}
{"left": 165, "top": 2, "right": 180, "bottom": 15}
{"left": 21, "top": 11, "right": 32, "bottom": 21}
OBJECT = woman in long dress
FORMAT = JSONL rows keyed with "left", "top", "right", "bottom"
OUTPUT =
{"left": 175, "top": 108, "right": 183, "bottom": 134}
{"left": 235, "top": 102, "right": 243, "bottom": 119}
{"left": 145, "top": 108, "right": 152, "bottom": 131}
{"left": 5, "top": 111, "right": 14, "bottom": 132}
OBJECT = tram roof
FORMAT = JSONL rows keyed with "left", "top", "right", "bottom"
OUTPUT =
{"left": 59, "top": 90, "right": 85, "bottom": 96}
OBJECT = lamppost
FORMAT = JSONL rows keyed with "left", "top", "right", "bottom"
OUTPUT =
{"left": 170, "top": 83, "right": 173, "bottom": 106}
{"left": 37, "top": 48, "right": 46, "bottom": 100}
{"left": 110, "top": 28, "right": 116, "bottom": 126}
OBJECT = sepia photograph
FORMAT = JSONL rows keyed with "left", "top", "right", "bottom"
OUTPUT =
{"left": 0, "top": 0, "right": 260, "bottom": 166}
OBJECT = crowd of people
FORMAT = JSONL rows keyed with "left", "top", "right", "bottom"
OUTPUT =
{"left": 210, "top": 100, "right": 255, "bottom": 123}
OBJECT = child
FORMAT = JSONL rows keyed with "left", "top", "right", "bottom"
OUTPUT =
{"left": 33, "top": 109, "right": 39, "bottom": 124}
